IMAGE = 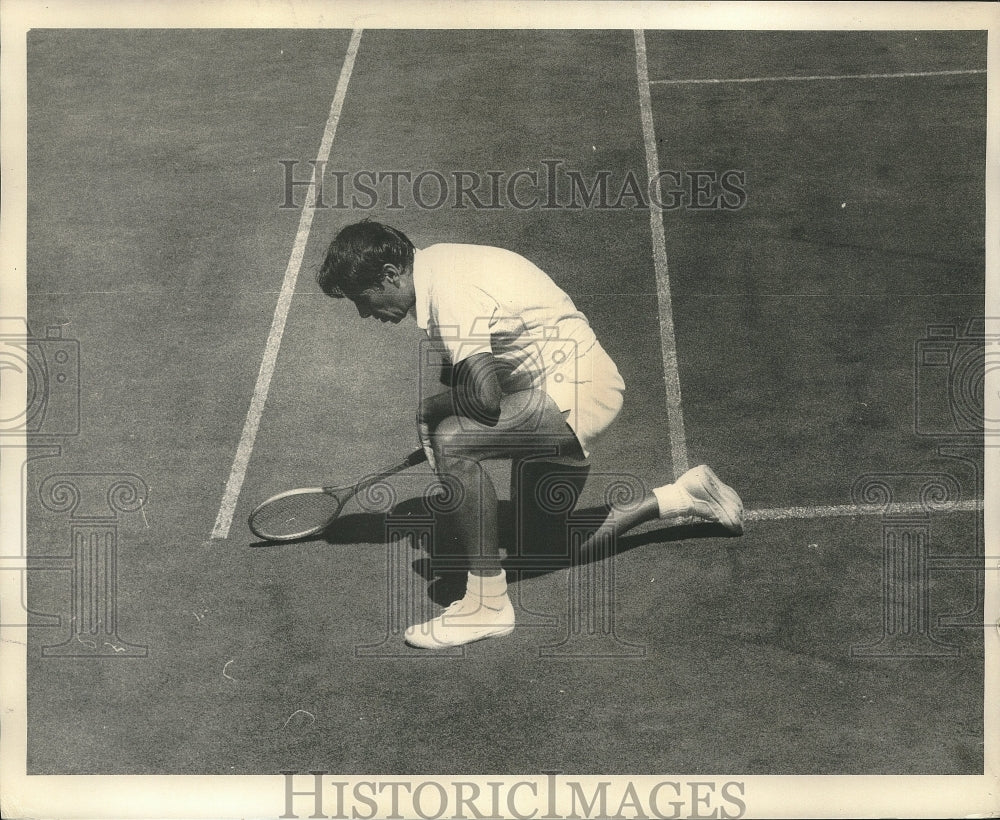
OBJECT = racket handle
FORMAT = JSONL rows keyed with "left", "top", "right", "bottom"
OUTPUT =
{"left": 351, "top": 447, "right": 427, "bottom": 494}
{"left": 401, "top": 447, "right": 429, "bottom": 469}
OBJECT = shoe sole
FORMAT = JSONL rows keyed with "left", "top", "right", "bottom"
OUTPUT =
{"left": 683, "top": 465, "right": 744, "bottom": 535}
{"left": 404, "top": 623, "right": 515, "bottom": 649}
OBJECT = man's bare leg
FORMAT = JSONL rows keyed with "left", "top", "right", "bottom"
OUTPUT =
{"left": 579, "top": 465, "right": 745, "bottom": 555}
{"left": 406, "top": 390, "right": 743, "bottom": 648}
{"left": 404, "top": 390, "right": 578, "bottom": 648}
{"left": 433, "top": 391, "right": 578, "bottom": 565}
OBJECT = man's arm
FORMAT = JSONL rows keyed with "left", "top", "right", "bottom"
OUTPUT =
{"left": 451, "top": 352, "right": 502, "bottom": 427}
{"left": 420, "top": 352, "right": 503, "bottom": 429}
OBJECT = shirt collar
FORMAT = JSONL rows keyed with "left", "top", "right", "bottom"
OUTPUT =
{"left": 410, "top": 248, "right": 430, "bottom": 330}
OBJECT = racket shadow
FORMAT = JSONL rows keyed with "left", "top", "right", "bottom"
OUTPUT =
{"left": 247, "top": 496, "right": 430, "bottom": 549}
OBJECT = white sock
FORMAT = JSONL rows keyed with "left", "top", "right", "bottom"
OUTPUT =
{"left": 652, "top": 483, "right": 694, "bottom": 519}
{"left": 465, "top": 571, "right": 508, "bottom": 606}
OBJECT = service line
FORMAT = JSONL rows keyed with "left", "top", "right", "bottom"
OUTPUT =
{"left": 649, "top": 68, "right": 985, "bottom": 86}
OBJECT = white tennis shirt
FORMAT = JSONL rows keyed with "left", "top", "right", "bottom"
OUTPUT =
{"left": 410, "top": 243, "right": 625, "bottom": 455}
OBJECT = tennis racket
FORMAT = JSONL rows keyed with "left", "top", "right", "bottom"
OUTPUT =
{"left": 248, "top": 448, "right": 428, "bottom": 541}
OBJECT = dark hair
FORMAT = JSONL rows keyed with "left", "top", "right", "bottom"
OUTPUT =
{"left": 316, "top": 220, "right": 415, "bottom": 298}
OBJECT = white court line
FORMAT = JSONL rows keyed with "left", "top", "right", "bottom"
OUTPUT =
{"left": 745, "top": 499, "right": 982, "bottom": 523}
{"left": 649, "top": 68, "right": 986, "bottom": 86}
{"left": 634, "top": 29, "right": 688, "bottom": 478}
{"left": 211, "top": 28, "right": 363, "bottom": 540}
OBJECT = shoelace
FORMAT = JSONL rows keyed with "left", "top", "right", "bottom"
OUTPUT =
{"left": 441, "top": 597, "right": 506, "bottom": 617}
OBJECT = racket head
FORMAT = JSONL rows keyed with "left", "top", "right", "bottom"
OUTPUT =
{"left": 248, "top": 486, "right": 347, "bottom": 541}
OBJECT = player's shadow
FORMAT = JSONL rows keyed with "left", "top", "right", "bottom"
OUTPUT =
{"left": 405, "top": 499, "right": 737, "bottom": 607}
{"left": 249, "top": 498, "right": 737, "bottom": 610}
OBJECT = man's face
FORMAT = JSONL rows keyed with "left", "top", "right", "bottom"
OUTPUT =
{"left": 352, "top": 284, "right": 409, "bottom": 323}
{"left": 350, "top": 265, "right": 414, "bottom": 324}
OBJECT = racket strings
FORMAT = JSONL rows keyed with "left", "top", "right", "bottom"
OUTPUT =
{"left": 250, "top": 491, "right": 342, "bottom": 539}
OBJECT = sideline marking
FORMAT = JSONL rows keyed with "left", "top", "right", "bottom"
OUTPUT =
{"left": 211, "top": 29, "right": 363, "bottom": 540}
{"left": 745, "top": 499, "right": 982, "bottom": 523}
{"left": 634, "top": 29, "right": 688, "bottom": 478}
{"left": 649, "top": 68, "right": 986, "bottom": 86}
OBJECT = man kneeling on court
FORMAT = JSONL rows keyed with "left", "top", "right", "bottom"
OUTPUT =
{"left": 317, "top": 220, "right": 743, "bottom": 649}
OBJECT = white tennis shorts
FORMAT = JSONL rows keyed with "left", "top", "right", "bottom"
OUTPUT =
{"left": 550, "top": 341, "right": 625, "bottom": 460}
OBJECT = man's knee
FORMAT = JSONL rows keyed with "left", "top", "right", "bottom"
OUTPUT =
{"left": 430, "top": 415, "right": 488, "bottom": 465}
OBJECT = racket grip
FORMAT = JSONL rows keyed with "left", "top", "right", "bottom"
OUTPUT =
{"left": 356, "top": 448, "right": 428, "bottom": 492}
{"left": 405, "top": 447, "right": 429, "bottom": 467}
{"left": 416, "top": 422, "right": 437, "bottom": 472}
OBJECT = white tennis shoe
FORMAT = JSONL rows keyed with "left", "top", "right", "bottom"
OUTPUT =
{"left": 404, "top": 594, "right": 515, "bottom": 649}
{"left": 676, "top": 465, "right": 744, "bottom": 535}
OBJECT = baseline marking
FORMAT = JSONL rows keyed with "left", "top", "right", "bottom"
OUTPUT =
{"left": 745, "top": 499, "right": 982, "bottom": 523}
{"left": 649, "top": 68, "right": 986, "bottom": 86}
{"left": 634, "top": 29, "right": 688, "bottom": 478}
{"left": 211, "top": 28, "right": 363, "bottom": 540}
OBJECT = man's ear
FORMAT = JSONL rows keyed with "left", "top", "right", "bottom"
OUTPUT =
{"left": 382, "top": 263, "right": 401, "bottom": 286}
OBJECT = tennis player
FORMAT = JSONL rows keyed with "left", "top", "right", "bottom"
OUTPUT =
{"left": 317, "top": 220, "right": 743, "bottom": 648}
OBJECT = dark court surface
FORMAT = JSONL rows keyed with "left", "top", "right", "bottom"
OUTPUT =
{"left": 24, "top": 29, "right": 985, "bottom": 774}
